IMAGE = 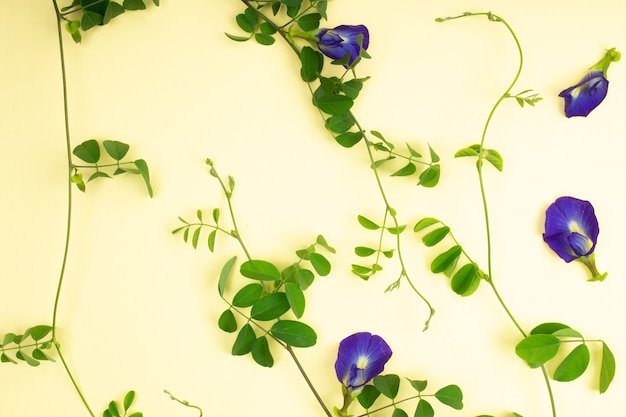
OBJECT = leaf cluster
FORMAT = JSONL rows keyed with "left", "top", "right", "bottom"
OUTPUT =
{"left": 507, "top": 89, "right": 542, "bottom": 108}
{"left": 173, "top": 208, "right": 222, "bottom": 252}
{"left": 103, "top": 390, "right": 143, "bottom": 417}
{"left": 351, "top": 214, "right": 402, "bottom": 281}
{"left": 356, "top": 375, "right": 463, "bottom": 417}
{"left": 71, "top": 139, "right": 153, "bottom": 197}
{"left": 226, "top": 0, "right": 327, "bottom": 46}
{"left": 216, "top": 235, "right": 335, "bottom": 367}
{"left": 61, "top": 0, "right": 160, "bottom": 43}
{"left": 369, "top": 131, "right": 441, "bottom": 187}
{"left": 414, "top": 217, "right": 488, "bottom": 296}
{"left": 0, "top": 325, "right": 55, "bottom": 366}
{"left": 455, "top": 144, "right": 503, "bottom": 172}
{"left": 515, "top": 322, "right": 615, "bottom": 393}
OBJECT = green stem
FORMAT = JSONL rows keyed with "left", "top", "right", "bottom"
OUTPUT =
{"left": 51, "top": 2, "right": 96, "bottom": 416}
{"left": 440, "top": 12, "right": 556, "bottom": 417}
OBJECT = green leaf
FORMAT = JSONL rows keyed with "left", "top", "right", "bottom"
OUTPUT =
{"left": 386, "top": 225, "right": 406, "bottom": 235}
{"left": 422, "top": 226, "right": 450, "bottom": 247}
{"left": 103, "top": 140, "right": 129, "bottom": 160}
{"left": 485, "top": 149, "right": 503, "bottom": 171}
{"left": 373, "top": 374, "right": 400, "bottom": 399}
{"left": 600, "top": 342, "right": 616, "bottom": 393}
{"left": 428, "top": 144, "right": 440, "bottom": 163}
{"left": 391, "top": 162, "right": 417, "bottom": 177}
{"left": 218, "top": 256, "right": 237, "bottom": 297}
{"left": 232, "top": 324, "right": 256, "bottom": 355}
{"left": 1, "top": 353, "right": 17, "bottom": 364}
{"left": 259, "top": 22, "right": 276, "bottom": 35}
{"left": 515, "top": 334, "right": 560, "bottom": 367}
{"left": 285, "top": 282, "right": 305, "bottom": 319}
{"left": 530, "top": 322, "right": 571, "bottom": 335}
{"left": 415, "top": 399, "right": 434, "bottom": 417}
{"left": 334, "top": 131, "right": 363, "bottom": 148}
{"left": 123, "top": 0, "right": 146, "bottom": 10}
{"left": 316, "top": 94, "right": 354, "bottom": 115}
{"left": 342, "top": 79, "right": 363, "bottom": 100}
{"left": 251, "top": 336, "right": 274, "bottom": 367}
{"left": 552, "top": 327, "right": 583, "bottom": 339}
{"left": 103, "top": 2, "right": 125, "bottom": 24}
{"left": 430, "top": 246, "right": 462, "bottom": 274}
{"left": 232, "top": 283, "right": 263, "bottom": 308}
{"left": 133, "top": 159, "right": 153, "bottom": 197}
{"left": 309, "top": 252, "right": 331, "bottom": 276}
{"left": 414, "top": 217, "right": 440, "bottom": 232}
{"left": 240, "top": 260, "right": 281, "bottom": 281}
{"left": 254, "top": 33, "right": 275, "bottom": 45}
{"left": 88, "top": 171, "right": 112, "bottom": 182}
{"left": 123, "top": 391, "right": 135, "bottom": 411}
{"left": 300, "top": 46, "right": 323, "bottom": 82}
{"left": 407, "top": 378, "right": 427, "bottom": 392}
{"left": 434, "top": 384, "right": 463, "bottom": 409}
{"left": 218, "top": 309, "right": 238, "bottom": 333}
{"left": 417, "top": 165, "right": 440, "bottom": 187}
{"left": 269, "top": 320, "right": 317, "bottom": 347}
{"left": 451, "top": 263, "right": 481, "bottom": 296}
{"left": 392, "top": 409, "right": 408, "bottom": 417}
{"left": 454, "top": 146, "right": 480, "bottom": 158}
{"left": 2, "top": 332, "right": 16, "bottom": 346}
{"left": 358, "top": 215, "right": 380, "bottom": 230}
{"left": 316, "top": 234, "right": 336, "bottom": 253}
{"left": 325, "top": 112, "right": 355, "bottom": 133}
{"left": 27, "top": 325, "right": 52, "bottom": 341}
{"left": 73, "top": 139, "right": 101, "bottom": 163}
{"left": 355, "top": 246, "right": 376, "bottom": 257}
{"left": 553, "top": 344, "right": 590, "bottom": 382}
{"left": 225, "top": 32, "right": 250, "bottom": 42}
{"left": 406, "top": 143, "right": 422, "bottom": 158}
{"left": 191, "top": 227, "right": 201, "bottom": 249}
{"left": 251, "top": 293, "right": 290, "bottom": 321}
{"left": 108, "top": 401, "right": 121, "bottom": 417}
{"left": 81, "top": 11, "right": 103, "bottom": 31}
{"left": 297, "top": 13, "right": 321, "bottom": 31}
{"left": 207, "top": 230, "right": 217, "bottom": 252}
{"left": 357, "top": 385, "right": 380, "bottom": 409}
{"left": 296, "top": 269, "right": 314, "bottom": 290}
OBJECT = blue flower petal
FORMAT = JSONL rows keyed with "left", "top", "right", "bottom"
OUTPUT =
{"left": 334, "top": 332, "right": 392, "bottom": 394}
{"left": 543, "top": 196, "right": 599, "bottom": 262}
{"left": 316, "top": 25, "right": 369, "bottom": 67}
{"left": 558, "top": 71, "right": 608, "bottom": 117}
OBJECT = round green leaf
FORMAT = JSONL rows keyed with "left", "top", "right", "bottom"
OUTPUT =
{"left": 309, "top": 252, "right": 331, "bottom": 276}
{"left": 335, "top": 131, "right": 363, "bottom": 148}
{"left": 553, "top": 344, "right": 590, "bottom": 382}
{"left": 269, "top": 320, "right": 317, "bottom": 347}
{"left": 232, "top": 283, "right": 263, "bottom": 308}
{"left": 515, "top": 334, "right": 560, "bottom": 367}
{"left": 232, "top": 324, "right": 255, "bottom": 355}
{"left": 373, "top": 374, "right": 400, "bottom": 399}
{"left": 415, "top": 399, "right": 434, "bottom": 417}
{"left": 297, "top": 13, "right": 321, "bottom": 31}
{"left": 254, "top": 33, "right": 275, "bottom": 46}
{"left": 357, "top": 385, "right": 380, "bottom": 409}
{"left": 355, "top": 246, "right": 376, "bottom": 257}
{"left": 430, "top": 246, "right": 462, "bottom": 274}
{"left": 103, "top": 140, "right": 130, "bottom": 160}
{"left": 218, "top": 309, "right": 237, "bottom": 333}
{"left": 434, "top": 384, "right": 463, "bottom": 409}
{"left": 251, "top": 336, "right": 274, "bottom": 367}
{"left": 316, "top": 94, "right": 354, "bottom": 115}
{"left": 417, "top": 164, "right": 440, "bottom": 187}
{"left": 422, "top": 226, "right": 450, "bottom": 247}
{"left": 451, "top": 263, "right": 481, "bottom": 296}
{"left": 240, "top": 260, "right": 281, "bottom": 281}
{"left": 300, "top": 46, "right": 323, "bottom": 82}
{"left": 391, "top": 409, "right": 408, "bottom": 417}
{"left": 73, "top": 139, "right": 101, "bottom": 163}
{"left": 325, "top": 112, "right": 355, "bottom": 133}
{"left": 251, "top": 292, "right": 290, "bottom": 321}
{"left": 285, "top": 282, "right": 305, "bottom": 319}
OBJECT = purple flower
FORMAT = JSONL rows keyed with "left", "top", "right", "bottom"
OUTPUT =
{"left": 543, "top": 196, "right": 607, "bottom": 281}
{"left": 335, "top": 332, "right": 391, "bottom": 395}
{"left": 558, "top": 48, "right": 620, "bottom": 118}
{"left": 315, "top": 25, "right": 369, "bottom": 67}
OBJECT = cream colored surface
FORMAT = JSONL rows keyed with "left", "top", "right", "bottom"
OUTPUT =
{"left": 1, "top": 1, "right": 625, "bottom": 416}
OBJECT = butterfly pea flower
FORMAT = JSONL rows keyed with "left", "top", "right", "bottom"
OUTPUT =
{"left": 315, "top": 25, "right": 369, "bottom": 67}
{"left": 334, "top": 332, "right": 392, "bottom": 416}
{"left": 558, "top": 48, "right": 620, "bottom": 117}
{"left": 542, "top": 196, "right": 607, "bottom": 281}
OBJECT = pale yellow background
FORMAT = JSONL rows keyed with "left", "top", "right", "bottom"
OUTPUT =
{"left": 1, "top": 1, "right": 625, "bottom": 416}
